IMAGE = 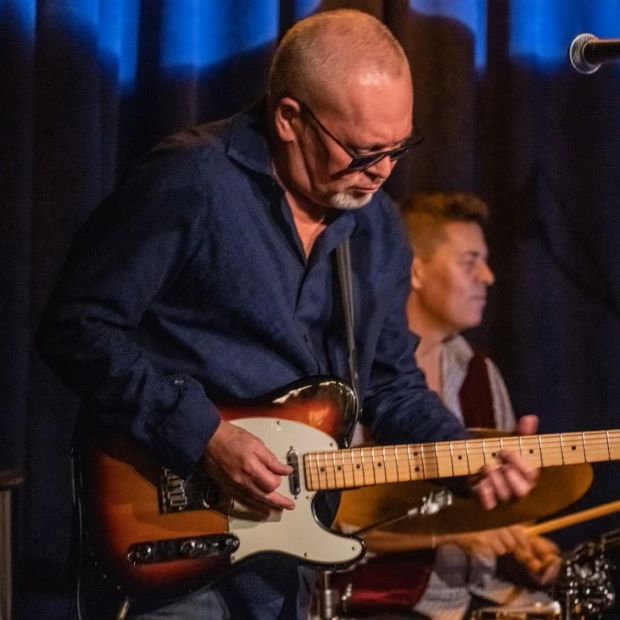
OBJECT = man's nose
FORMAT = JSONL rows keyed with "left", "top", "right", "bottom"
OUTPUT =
{"left": 479, "top": 262, "right": 495, "bottom": 286}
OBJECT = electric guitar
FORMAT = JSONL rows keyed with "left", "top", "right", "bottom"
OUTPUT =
{"left": 79, "top": 377, "right": 620, "bottom": 597}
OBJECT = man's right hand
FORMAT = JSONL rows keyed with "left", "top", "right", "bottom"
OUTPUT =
{"left": 202, "top": 420, "right": 295, "bottom": 513}
{"left": 443, "top": 525, "right": 528, "bottom": 558}
{"left": 446, "top": 526, "right": 561, "bottom": 584}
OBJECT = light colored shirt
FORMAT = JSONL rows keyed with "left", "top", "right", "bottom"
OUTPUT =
{"left": 414, "top": 335, "right": 553, "bottom": 620}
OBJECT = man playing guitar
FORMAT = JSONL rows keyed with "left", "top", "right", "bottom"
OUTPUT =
{"left": 37, "top": 10, "right": 539, "bottom": 619}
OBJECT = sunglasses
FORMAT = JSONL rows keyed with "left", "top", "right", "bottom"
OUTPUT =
{"left": 292, "top": 97, "right": 423, "bottom": 172}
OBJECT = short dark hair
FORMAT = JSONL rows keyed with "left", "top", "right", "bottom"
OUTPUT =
{"left": 400, "top": 192, "right": 489, "bottom": 258}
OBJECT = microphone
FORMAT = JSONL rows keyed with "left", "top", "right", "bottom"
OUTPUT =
{"left": 569, "top": 33, "right": 620, "bottom": 74}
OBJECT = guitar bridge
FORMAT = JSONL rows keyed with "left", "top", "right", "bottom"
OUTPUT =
{"left": 159, "top": 468, "right": 219, "bottom": 513}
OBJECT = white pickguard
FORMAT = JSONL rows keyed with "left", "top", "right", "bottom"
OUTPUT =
{"left": 228, "top": 417, "right": 365, "bottom": 567}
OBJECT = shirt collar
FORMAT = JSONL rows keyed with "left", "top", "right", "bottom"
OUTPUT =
{"left": 227, "top": 97, "right": 275, "bottom": 179}
{"left": 443, "top": 334, "right": 474, "bottom": 373}
{"left": 226, "top": 97, "right": 364, "bottom": 245}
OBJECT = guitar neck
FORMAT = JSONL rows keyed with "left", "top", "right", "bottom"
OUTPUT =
{"left": 303, "top": 430, "right": 620, "bottom": 491}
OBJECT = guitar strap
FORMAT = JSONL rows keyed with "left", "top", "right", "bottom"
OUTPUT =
{"left": 335, "top": 238, "right": 361, "bottom": 446}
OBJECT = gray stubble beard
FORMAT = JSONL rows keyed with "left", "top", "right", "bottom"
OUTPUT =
{"left": 329, "top": 191, "right": 374, "bottom": 210}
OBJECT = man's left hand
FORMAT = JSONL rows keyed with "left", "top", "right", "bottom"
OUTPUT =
{"left": 471, "top": 415, "right": 540, "bottom": 510}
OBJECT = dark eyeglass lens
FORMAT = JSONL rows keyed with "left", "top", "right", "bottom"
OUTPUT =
{"left": 389, "top": 146, "right": 410, "bottom": 161}
{"left": 347, "top": 146, "right": 411, "bottom": 171}
{"left": 347, "top": 155, "right": 383, "bottom": 171}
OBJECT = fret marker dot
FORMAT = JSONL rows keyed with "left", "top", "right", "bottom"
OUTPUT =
{"left": 529, "top": 449, "right": 534, "bottom": 454}
{"left": 356, "top": 464, "right": 361, "bottom": 469}
{"left": 457, "top": 455, "right": 462, "bottom": 460}
{"left": 571, "top": 446, "right": 576, "bottom": 451}
{"left": 415, "top": 466, "right": 420, "bottom": 472}
{"left": 320, "top": 467, "right": 325, "bottom": 473}
{"left": 377, "top": 462, "right": 382, "bottom": 468}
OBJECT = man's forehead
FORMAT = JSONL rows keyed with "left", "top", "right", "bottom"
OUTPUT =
{"left": 322, "top": 81, "right": 413, "bottom": 146}
{"left": 432, "top": 221, "right": 488, "bottom": 252}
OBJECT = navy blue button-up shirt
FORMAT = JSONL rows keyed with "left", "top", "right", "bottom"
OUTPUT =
{"left": 37, "top": 102, "right": 464, "bottom": 479}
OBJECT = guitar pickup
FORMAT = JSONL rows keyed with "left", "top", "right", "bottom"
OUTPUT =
{"left": 287, "top": 448, "right": 300, "bottom": 497}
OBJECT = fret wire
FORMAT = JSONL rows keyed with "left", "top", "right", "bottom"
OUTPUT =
{"left": 309, "top": 453, "right": 317, "bottom": 490}
{"left": 303, "top": 454, "right": 311, "bottom": 489}
{"left": 537, "top": 435, "right": 543, "bottom": 466}
{"left": 365, "top": 447, "right": 373, "bottom": 486}
{"left": 349, "top": 449, "right": 358, "bottom": 487}
{"left": 373, "top": 445, "right": 380, "bottom": 483}
{"left": 581, "top": 431, "right": 587, "bottom": 461}
{"left": 305, "top": 453, "right": 311, "bottom": 489}
{"left": 315, "top": 452, "right": 324, "bottom": 489}
{"left": 406, "top": 444, "right": 414, "bottom": 482}
{"left": 370, "top": 447, "right": 377, "bottom": 483}
{"left": 606, "top": 431, "right": 612, "bottom": 460}
{"left": 395, "top": 445, "right": 404, "bottom": 482}
{"left": 381, "top": 444, "right": 388, "bottom": 482}
{"left": 357, "top": 448, "right": 366, "bottom": 486}
{"left": 316, "top": 452, "right": 327, "bottom": 489}
{"left": 330, "top": 450, "right": 338, "bottom": 488}
{"left": 324, "top": 452, "right": 330, "bottom": 488}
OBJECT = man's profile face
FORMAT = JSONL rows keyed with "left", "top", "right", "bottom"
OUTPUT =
{"left": 413, "top": 221, "right": 495, "bottom": 334}
{"left": 290, "top": 71, "right": 413, "bottom": 210}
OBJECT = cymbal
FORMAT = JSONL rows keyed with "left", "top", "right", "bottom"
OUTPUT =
{"left": 335, "top": 430, "right": 593, "bottom": 535}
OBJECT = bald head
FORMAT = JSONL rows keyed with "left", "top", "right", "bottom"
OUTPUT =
{"left": 268, "top": 10, "right": 410, "bottom": 110}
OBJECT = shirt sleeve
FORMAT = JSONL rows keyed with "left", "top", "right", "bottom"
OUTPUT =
{"left": 360, "top": 220, "right": 468, "bottom": 447}
{"left": 36, "top": 147, "right": 220, "bottom": 477}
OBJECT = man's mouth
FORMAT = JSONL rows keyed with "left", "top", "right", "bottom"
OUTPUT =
{"left": 350, "top": 185, "right": 380, "bottom": 193}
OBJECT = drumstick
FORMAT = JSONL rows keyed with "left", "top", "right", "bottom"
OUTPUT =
{"left": 525, "top": 500, "right": 620, "bottom": 536}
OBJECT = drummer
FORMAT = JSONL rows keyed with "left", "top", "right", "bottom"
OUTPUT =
{"left": 356, "top": 192, "right": 562, "bottom": 618}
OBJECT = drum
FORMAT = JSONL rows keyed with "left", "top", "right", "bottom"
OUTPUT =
{"left": 472, "top": 602, "right": 561, "bottom": 619}
{"left": 328, "top": 552, "right": 434, "bottom": 616}
{"left": 555, "top": 529, "right": 619, "bottom": 617}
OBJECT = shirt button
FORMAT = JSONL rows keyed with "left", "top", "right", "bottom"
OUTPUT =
{"left": 173, "top": 378, "right": 185, "bottom": 386}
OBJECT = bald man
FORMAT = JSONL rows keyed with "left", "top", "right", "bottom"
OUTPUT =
{"left": 37, "top": 10, "right": 538, "bottom": 619}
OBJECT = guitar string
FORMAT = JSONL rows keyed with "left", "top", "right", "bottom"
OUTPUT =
{"left": 303, "top": 433, "right": 620, "bottom": 490}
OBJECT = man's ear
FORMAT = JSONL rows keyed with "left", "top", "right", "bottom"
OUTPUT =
{"left": 411, "top": 256, "right": 425, "bottom": 290}
{"left": 273, "top": 97, "right": 302, "bottom": 143}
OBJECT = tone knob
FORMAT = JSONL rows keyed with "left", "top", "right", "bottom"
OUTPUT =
{"left": 180, "top": 539, "right": 205, "bottom": 558}
{"left": 129, "top": 543, "right": 154, "bottom": 563}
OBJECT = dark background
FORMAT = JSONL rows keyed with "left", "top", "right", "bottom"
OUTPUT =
{"left": 2, "top": 0, "right": 620, "bottom": 616}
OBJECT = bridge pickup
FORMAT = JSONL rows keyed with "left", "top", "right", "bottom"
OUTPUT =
{"left": 127, "top": 534, "right": 239, "bottom": 565}
{"left": 159, "top": 468, "right": 220, "bottom": 513}
{"left": 287, "top": 448, "right": 300, "bottom": 497}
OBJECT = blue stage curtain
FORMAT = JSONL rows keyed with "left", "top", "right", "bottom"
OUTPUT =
{"left": 2, "top": 0, "right": 620, "bottom": 614}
